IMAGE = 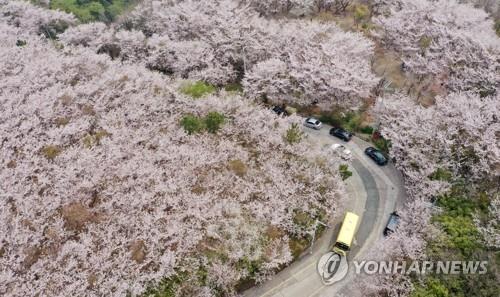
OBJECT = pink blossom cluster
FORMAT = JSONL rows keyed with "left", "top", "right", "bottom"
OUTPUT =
{"left": 374, "top": 0, "right": 500, "bottom": 94}
{"left": 0, "top": 15, "right": 345, "bottom": 297}
{"left": 61, "top": 0, "right": 378, "bottom": 109}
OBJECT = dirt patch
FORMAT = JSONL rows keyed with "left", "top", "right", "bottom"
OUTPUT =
{"left": 87, "top": 273, "right": 98, "bottom": 288}
{"left": 60, "top": 202, "right": 99, "bottom": 231}
{"left": 228, "top": 159, "right": 247, "bottom": 177}
{"left": 129, "top": 240, "right": 147, "bottom": 263}
{"left": 22, "top": 246, "right": 42, "bottom": 269}
{"left": 265, "top": 225, "right": 285, "bottom": 240}
{"left": 6, "top": 160, "right": 16, "bottom": 168}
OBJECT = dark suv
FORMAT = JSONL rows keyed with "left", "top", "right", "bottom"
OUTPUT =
{"left": 383, "top": 212, "right": 400, "bottom": 236}
{"left": 365, "top": 147, "right": 388, "bottom": 165}
{"left": 272, "top": 106, "right": 287, "bottom": 116}
{"left": 329, "top": 128, "right": 352, "bottom": 141}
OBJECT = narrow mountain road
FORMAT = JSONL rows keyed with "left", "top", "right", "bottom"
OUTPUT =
{"left": 243, "top": 123, "right": 406, "bottom": 297}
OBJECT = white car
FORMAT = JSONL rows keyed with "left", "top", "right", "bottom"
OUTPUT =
{"left": 304, "top": 118, "right": 322, "bottom": 130}
{"left": 330, "top": 143, "right": 352, "bottom": 160}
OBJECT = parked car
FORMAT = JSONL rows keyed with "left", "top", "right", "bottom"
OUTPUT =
{"left": 330, "top": 143, "right": 352, "bottom": 160}
{"left": 329, "top": 127, "right": 352, "bottom": 141}
{"left": 364, "top": 147, "right": 388, "bottom": 165}
{"left": 272, "top": 106, "right": 287, "bottom": 116}
{"left": 383, "top": 212, "right": 400, "bottom": 236}
{"left": 304, "top": 118, "right": 322, "bottom": 130}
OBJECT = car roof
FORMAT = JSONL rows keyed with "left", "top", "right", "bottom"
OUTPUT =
{"left": 386, "top": 214, "right": 400, "bottom": 230}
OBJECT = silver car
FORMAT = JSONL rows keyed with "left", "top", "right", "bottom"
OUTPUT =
{"left": 304, "top": 118, "right": 322, "bottom": 130}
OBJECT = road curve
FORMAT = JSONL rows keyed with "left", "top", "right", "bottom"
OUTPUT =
{"left": 243, "top": 123, "right": 406, "bottom": 297}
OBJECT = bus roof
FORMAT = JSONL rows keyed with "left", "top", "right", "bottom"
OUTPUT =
{"left": 336, "top": 212, "right": 359, "bottom": 247}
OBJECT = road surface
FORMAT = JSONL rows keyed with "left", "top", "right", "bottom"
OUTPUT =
{"left": 243, "top": 123, "right": 406, "bottom": 297}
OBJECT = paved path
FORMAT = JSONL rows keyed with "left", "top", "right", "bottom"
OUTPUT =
{"left": 243, "top": 123, "right": 406, "bottom": 297}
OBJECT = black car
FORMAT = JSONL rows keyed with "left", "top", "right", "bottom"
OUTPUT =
{"left": 329, "top": 128, "right": 352, "bottom": 141}
{"left": 383, "top": 212, "right": 400, "bottom": 236}
{"left": 365, "top": 147, "right": 388, "bottom": 165}
{"left": 272, "top": 106, "right": 287, "bottom": 116}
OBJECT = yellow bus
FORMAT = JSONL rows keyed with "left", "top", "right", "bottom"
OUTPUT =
{"left": 333, "top": 212, "right": 359, "bottom": 256}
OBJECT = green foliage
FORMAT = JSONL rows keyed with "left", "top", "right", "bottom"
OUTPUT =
{"left": 180, "top": 115, "right": 205, "bottom": 135}
{"left": 431, "top": 190, "right": 484, "bottom": 256}
{"left": 49, "top": 0, "right": 135, "bottom": 23}
{"left": 180, "top": 112, "right": 225, "bottom": 135}
{"left": 495, "top": 20, "right": 500, "bottom": 37}
{"left": 293, "top": 210, "right": 314, "bottom": 228}
{"left": 373, "top": 137, "right": 391, "bottom": 154}
{"left": 82, "top": 130, "right": 110, "bottom": 148}
{"left": 41, "top": 145, "right": 62, "bottom": 160}
{"left": 419, "top": 182, "right": 499, "bottom": 297}
{"left": 354, "top": 4, "right": 369, "bottom": 24}
{"left": 40, "top": 20, "right": 71, "bottom": 39}
{"left": 237, "top": 257, "right": 261, "bottom": 277}
{"left": 419, "top": 36, "right": 432, "bottom": 50}
{"left": 319, "top": 111, "right": 363, "bottom": 133}
{"left": 141, "top": 272, "right": 186, "bottom": 297}
{"left": 432, "top": 215, "right": 481, "bottom": 256}
{"left": 412, "top": 278, "right": 449, "bottom": 297}
{"left": 284, "top": 123, "right": 303, "bottom": 144}
{"left": 339, "top": 164, "right": 352, "bottom": 181}
{"left": 429, "top": 168, "right": 453, "bottom": 182}
{"left": 359, "top": 125, "right": 374, "bottom": 135}
{"left": 205, "top": 112, "right": 225, "bottom": 133}
{"left": 289, "top": 236, "right": 309, "bottom": 259}
{"left": 180, "top": 81, "right": 216, "bottom": 98}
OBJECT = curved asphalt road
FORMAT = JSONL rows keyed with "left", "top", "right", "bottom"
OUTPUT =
{"left": 243, "top": 123, "right": 406, "bottom": 297}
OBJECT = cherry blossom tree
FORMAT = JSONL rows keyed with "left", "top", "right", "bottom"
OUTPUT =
{"left": 0, "top": 0, "right": 76, "bottom": 37}
{"left": 0, "top": 14, "right": 346, "bottom": 296}
{"left": 360, "top": 89, "right": 500, "bottom": 295}
{"left": 242, "top": 19, "right": 378, "bottom": 109}
{"left": 108, "top": 0, "right": 379, "bottom": 108}
{"left": 373, "top": 0, "right": 500, "bottom": 96}
{"left": 375, "top": 92, "right": 499, "bottom": 185}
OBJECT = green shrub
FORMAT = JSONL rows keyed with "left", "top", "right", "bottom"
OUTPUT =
{"left": 284, "top": 123, "right": 303, "bottom": 144}
{"left": 495, "top": 20, "right": 500, "bottom": 37}
{"left": 433, "top": 215, "right": 481, "bottom": 256}
{"left": 373, "top": 137, "right": 391, "bottom": 154}
{"left": 180, "top": 115, "right": 205, "bottom": 135}
{"left": 180, "top": 81, "right": 216, "bottom": 98}
{"left": 359, "top": 125, "right": 374, "bottom": 135}
{"left": 339, "top": 164, "right": 352, "bottom": 181}
{"left": 412, "top": 278, "right": 449, "bottom": 297}
{"left": 41, "top": 145, "right": 62, "bottom": 160}
{"left": 429, "top": 168, "right": 453, "bottom": 182}
{"left": 49, "top": 0, "right": 135, "bottom": 23}
{"left": 180, "top": 112, "right": 225, "bottom": 134}
{"left": 141, "top": 272, "right": 187, "bottom": 297}
{"left": 204, "top": 111, "right": 225, "bottom": 133}
{"left": 419, "top": 36, "right": 433, "bottom": 50}
{"left": 39, "top": 20, "right": 71, "bottom": 39}
{"left": 319, "top": 111, "right": 363, "bottom": 133}
{"left": 354, "top": 4, "right": 369, "bottom": 25}
{"left": 318, "top": 113, "right": 343, "bottom": 127}
{"left": 82, "top": 130, "right": 110, "bottom": 148}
